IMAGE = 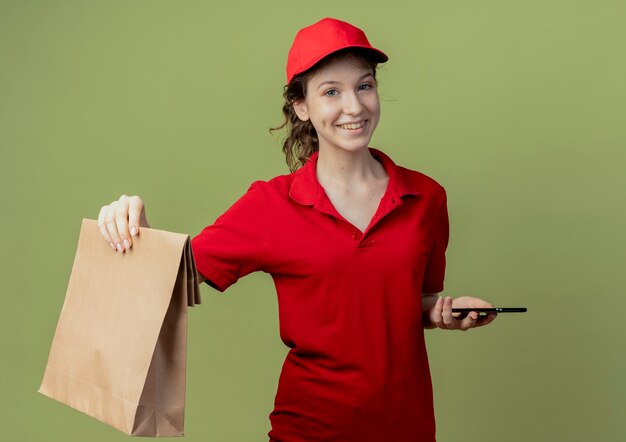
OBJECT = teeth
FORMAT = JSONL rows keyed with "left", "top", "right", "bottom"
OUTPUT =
{"left": 339, "top": 121, "right": 365, "bottom": 130}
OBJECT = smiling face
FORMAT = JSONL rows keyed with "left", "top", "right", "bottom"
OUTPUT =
{"left": 292, "top": 54, "right": 381, "bottom": 155}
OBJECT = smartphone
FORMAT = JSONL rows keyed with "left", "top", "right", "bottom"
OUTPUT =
{"left": 451, "top": 307, "right": 527, "bottom": 316}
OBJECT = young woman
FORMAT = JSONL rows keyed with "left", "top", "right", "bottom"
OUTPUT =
{"left": 97, "top": 17, "right": 497, "bottom": 442}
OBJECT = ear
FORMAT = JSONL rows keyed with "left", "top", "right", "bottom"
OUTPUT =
{"left": 292, "top": 99, "right": 310, "bottom": 122}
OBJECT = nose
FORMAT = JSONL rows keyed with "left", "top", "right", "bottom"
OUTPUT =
{"left": 342, "top": 91, "right": 364, "bottom": 115}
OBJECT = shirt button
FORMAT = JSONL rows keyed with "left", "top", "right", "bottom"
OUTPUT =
{"left": 351, "top": 231, "right": 358, "bottom": 239}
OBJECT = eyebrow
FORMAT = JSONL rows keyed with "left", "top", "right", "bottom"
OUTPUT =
{"left": 316, "top": 73, "right": 374, "bottom": 90}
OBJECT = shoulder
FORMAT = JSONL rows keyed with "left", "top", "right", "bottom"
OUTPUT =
{"left": 394, "top": 162, "right": 447, "bottom": 206}
{"left": 372, "top": 147, "right": 446, "bottom": 203}
{"left": 394, "top": 165, "right": 448, "bottom": 225}
{"left": 244, "top": 171, "right": 296, "bottom": 197}
{"left": 228, "top": 173, "right": 295, "bottom": 211}
{"left": 401, "top": 166, "right": 445, "bottom": 193}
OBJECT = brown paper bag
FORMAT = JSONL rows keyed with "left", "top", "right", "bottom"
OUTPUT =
{"left": 39, "top": 218, "right": 201, "bottom": 436}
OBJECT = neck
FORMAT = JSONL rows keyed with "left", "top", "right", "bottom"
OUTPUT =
{"left": 316, "top": 146, "right": 386, "bottom": 191}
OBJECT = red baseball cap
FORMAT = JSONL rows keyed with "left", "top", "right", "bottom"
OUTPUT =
{"left": 286, "top": 17, "right": 388, "bottom": 84}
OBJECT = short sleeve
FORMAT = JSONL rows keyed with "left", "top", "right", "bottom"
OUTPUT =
{"left": 191, "top": 181, "right": 266, "bottom": 292}
{"left": 421, "top": 186, "right": 449, "bottom": 294}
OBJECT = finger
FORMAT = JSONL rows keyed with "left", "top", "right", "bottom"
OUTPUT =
{"left": 105, "top": 201, "right": 123, "bottom": 252}
{"left": 432, "top": 297, "right": 445, "bottom": 329}
{"left": 459, "top": 311, "right": 479, "bottom": 331}
{"left": 454, "top": 311, "right": 468, "bottom": 320}
{"left": 442, "top": 296, "right": 458, "bottom": 329}
{"left": 127, "top": 196, "right": 144, "bottom": 238}
{"left": 97, "top": 205, "right": 116, "bottom": 251}
{"left": 476, "top": 313, "right": 498, "bottom": 328}
{"left": 115, "top": 195, "right": 132, "bottom": 251}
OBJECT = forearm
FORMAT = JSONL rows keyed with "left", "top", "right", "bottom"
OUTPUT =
{"left": 422, "top": 292, "right": 440, "bottom": 329}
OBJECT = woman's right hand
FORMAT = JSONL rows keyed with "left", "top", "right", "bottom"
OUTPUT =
{"left": 97, "top": 195, "right": 150, "bottom": 253}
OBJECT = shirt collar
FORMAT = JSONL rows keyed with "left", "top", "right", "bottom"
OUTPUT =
{"left": 288, "top": 147, "right": 420, "bottom": 206}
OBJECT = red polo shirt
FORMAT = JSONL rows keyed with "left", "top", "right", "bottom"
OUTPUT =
{"left": 191, "top": 147, "right": 448, "bottom": 442}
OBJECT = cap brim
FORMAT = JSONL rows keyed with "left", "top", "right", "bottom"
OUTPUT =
{"left": 290, "top": 45, "right": 388, "bottom": 83}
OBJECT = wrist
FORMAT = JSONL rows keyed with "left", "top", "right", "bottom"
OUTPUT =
{"left": 422, "top": 293, "right": 441, "bottom": 329}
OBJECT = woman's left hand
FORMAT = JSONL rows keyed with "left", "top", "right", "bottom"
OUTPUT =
{"left": 431, "top": 296, "right": 498, "bottom": 331}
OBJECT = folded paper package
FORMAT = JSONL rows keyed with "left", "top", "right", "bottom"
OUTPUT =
{"left": 39, "top": 219, "right": 201, "bottom": 436}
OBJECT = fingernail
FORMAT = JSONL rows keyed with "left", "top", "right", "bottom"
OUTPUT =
{"left": 116, "top": 243, "right": 123, "bottom": 252}
{"left": 131, "top": 226, "right": 137, "bottom": 236}
{"left": 123, "top": 239, "right": 130, "bottom": 249}
{"left": 109, "top": 242, "right": 116, "bottom": 251}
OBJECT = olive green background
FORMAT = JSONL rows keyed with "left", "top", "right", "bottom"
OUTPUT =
{"left": 1, "top": 1, "right": 624, "bottom": 441}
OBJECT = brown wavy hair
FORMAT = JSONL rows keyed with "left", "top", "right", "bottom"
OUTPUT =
{"left": 270, "top": 48, "right": 380, "bottom": 172}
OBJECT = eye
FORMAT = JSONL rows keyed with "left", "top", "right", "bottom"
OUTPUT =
{"left": 324, "top": 89, "right": 338, "bottom": 97}
{"left": 359, "top": 83, "right": 373, "bottom": 91}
